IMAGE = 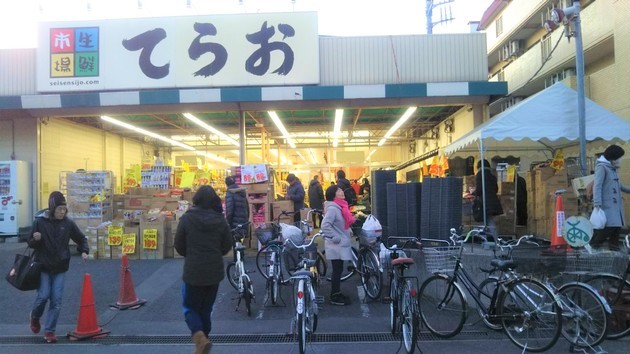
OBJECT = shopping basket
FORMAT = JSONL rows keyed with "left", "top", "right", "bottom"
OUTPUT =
{"left": 509, "top": 245, "right": 568, "bottom": 276}
{"left": 421, "top": 242, "right": 461, "bottom": 275}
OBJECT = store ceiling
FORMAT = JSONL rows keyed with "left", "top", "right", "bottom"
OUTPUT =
{"left": 61, "top": 103, "right": 464, "bottom": 153}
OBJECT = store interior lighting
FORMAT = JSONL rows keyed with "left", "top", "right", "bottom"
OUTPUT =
{"left": 377, "top": 106, "right": 417, "bottom": 147}
{"left": 183, "top": 113, "right": 240, "bottom": 147}
{"left": 308, "top": 148, "right": 318, "bottom": 164}
{"left": 101, "top": 115, "right": 195, "bottom": 151}
{"left": 332, "top": 109, "right": 343, "bottom": 148}
{"left": 195, "top": 151, "right": 238, "bottom": 166}
{"left": 365, "top": 148, "right": 377, "bottom": 161}
{"left": 268, "top": 111, "right": 296, "bottom": 148}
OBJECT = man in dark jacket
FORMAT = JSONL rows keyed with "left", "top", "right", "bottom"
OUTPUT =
{"left": 472, "top": 159, "right": 503, "bottom": 237}
{"left": 174, "top": 185, "right": 233, "bottom": 354}
{"left": 308, "top": 175, "right": 324, "bottom": 227}
{"left": 286, "top": 173, "right": 305, "bottom": 223}
{"left": 28, "top": 191, "right": 89, "bottom": 344}
{"left": 335, "top": 170, "right": 357, "bottom": 206}
{"left": 225, "top": 176, "right": 249, "bottom": 238}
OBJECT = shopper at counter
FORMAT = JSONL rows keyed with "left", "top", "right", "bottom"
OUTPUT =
{"left": 359, "top": 177, "right": 371, "bottom": 196}
{"left": 308, "top": 175, "right": 324, "bottom": 228}
{"left": 472, "top": 159, "right": 503, "bottom": 237}
{"left": 335, "top": 170, "right": 357, "bottom": 206}
{"left": 286, "top": 173, "right": 305, "bottom": 223}
{"left": 174, "top": 185, "right": 232, "bottom": 354}
{"left": 590, "top": 145, "right": 630, "bottom": 250}
{"left": 28, "top": 191, "right": 89, "bottom": 344}
{"left": 224, "top": 176, "right": 249, "bottom": 238}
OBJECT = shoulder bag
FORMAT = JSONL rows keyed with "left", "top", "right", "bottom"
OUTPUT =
{"left": 5, "top": 247, "right": 42, "bottom": 291}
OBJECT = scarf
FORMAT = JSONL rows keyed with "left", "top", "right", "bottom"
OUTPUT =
{"left": 334, "top": 198, "right": 355, "bottom": 230}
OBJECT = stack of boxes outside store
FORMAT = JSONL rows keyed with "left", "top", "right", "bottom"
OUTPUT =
{"left": 60, "top": 163, "right": 293, "bottom": 261}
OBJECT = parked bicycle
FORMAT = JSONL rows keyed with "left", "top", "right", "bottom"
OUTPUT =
{"left": 225, "top": 222, "right": 254, "bottom": 315}
{"left": 418, "top": 228, "right": 562, "bottom": 353}
{"left": 480, "top": 233, "right": 610, "bottom": 350}
{"left": 285, "top": 232, "right": 328, "bottom": 354}
{"left": 585, "top": 234, "right": 630, "bottom": 339}
{"left": 284, "top": 209, "right": 327, "bottom": 279}
{"left": 382, "top": 236, "right": 421, "bottom": 354}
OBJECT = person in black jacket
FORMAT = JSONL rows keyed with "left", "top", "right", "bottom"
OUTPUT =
{"left": 472, "top": 159, "right": 504, "bottom": 237}
{"left": 224, "top": 176, "right": 249, "bottom": 238}
{"left": 335, "top": 170, "right": 356, "bottom": 206}
{"left": 28, "top": 191, "right": 89, "bottom": 344}
{"left": 286, "top": 173, "right": 305, "bottom": 223}
{"left": 308, "top": 175, "right": 324, "bottom": 227}
{"left": 174, "top": 185, "right": 232, "bottom": 354}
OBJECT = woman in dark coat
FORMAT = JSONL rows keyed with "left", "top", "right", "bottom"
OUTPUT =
{"left": 225, "top": 176, "right": 249, "bottom": 238}
{"left": 308, "top": 175, "right": 324, "bottom": 227}
{"left": 174, "top": 185, "right": 233, "bottom": 354}
{"left": 472, "top": 159, "right": 503, "bottom": 237}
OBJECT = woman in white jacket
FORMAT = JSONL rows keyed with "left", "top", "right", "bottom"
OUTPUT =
{"left": 321, "top": 185, "right": 355, "bottom": 306}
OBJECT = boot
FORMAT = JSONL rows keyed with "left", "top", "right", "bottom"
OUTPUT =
{"left": 192, "top": 331, "right": 212, "bottom": 354}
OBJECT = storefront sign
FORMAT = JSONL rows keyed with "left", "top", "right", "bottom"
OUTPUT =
{"left": 37, "top": 12, "right": 319, "bottom": 92}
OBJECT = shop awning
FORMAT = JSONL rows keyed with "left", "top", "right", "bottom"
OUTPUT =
{"left": 444, "top": 82, "right": 630, "bottom": 157}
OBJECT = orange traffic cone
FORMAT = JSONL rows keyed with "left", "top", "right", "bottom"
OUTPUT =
{"left": 110, "top": 254, "right": 146, "bottom": 310}
{"left": 67, "top": 273, "right": 110, "bottom": 340}
{"left": 550, "top": 192, "right": 568, "bottom": 248}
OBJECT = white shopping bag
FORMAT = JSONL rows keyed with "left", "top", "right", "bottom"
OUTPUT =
{"left": 362, "top": 215, "right": 383, "bottom": 240}
{"left": 589, "top": 207, "right": 606, "bottom": 230}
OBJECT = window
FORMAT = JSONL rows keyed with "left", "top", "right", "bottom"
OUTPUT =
{"left": 496, "top": 16, "right": 503, "bottom": 37}
{"left": 541, "top": 35, "right": 552, "bottom": 62}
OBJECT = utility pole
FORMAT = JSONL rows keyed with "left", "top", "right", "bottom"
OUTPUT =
{"left": 425, "top": 0, "right": 454, "bottom": 34}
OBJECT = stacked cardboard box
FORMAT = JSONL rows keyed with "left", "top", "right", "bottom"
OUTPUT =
{"left": 139, "top": 214, "right": 166, "bottom": 260}
{"left": 272, "top": 200, "right": 294, "bottom": 224}
{"left": 85, "top": 227, "right": 99, "bottom": 260}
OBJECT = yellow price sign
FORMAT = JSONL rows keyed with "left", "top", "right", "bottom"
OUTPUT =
{"left": 143, "top": 229, "right": 158, "bottom": 249}
{"left": 122, "top": 233, "right": 136, "bottom": 254}
{"left": 107, "top": 226, "right": 123, "bottom": 246}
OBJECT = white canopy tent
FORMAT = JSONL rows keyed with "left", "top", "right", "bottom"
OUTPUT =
{"left": 444, "top": 82, "right": 630, "bottom": 233}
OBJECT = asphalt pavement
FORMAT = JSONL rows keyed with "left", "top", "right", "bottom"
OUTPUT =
{"left": 1, "top": 236, "right": 628, "bottom": 354}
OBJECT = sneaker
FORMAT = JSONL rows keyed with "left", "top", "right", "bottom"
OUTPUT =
{"left": 44, "top": 332, "right": 57, "bottom": 343}
{"left": 330, "top": 292, "right": 350, "bottom": 306}
{"left": 29, "top": 314, "right": 40, "bottom": 334}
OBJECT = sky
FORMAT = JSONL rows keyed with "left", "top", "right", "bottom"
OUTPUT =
{"left": 0, "top": 0, "right": 494, "bottom": 49}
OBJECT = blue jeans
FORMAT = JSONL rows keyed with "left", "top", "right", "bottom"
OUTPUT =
{"left": 31, "top": 271, "right": 66, "bottom": 333}
{"left": 182, "top": 282, "right": 219, "bottom": 336}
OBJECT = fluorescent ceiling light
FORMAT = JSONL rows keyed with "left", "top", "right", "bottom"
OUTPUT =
{"left": 183, "top": 113, "right": 240, "bottom": 147}
{"left": 268, "top": 111, "right": 296, "bottom": 149}
{"left": 295, "top": 151, "right": 308, "bottom": 164}
{"left": 332, "top": 109, "right": 343, "bottom": 148}
{"left": 366, "top": 148, "right": 377, "bottom": 161}
{"left": 101, "top": 115, "right": 195, "bottom": 151}
{"left": 270, "top": 149, "right": 288, "bottom": 165}
{"left": 308, "top": 148, "right": 317, "bottom": 164}
{"left": 377, "top": 107, "right": 417, "bottom": 146}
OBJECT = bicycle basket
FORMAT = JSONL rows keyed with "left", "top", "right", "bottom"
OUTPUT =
{"left": 564, "top": 249, "right": 620, "bottom": 274}
{"left": 510, "top": 245, "right": 567, "bottom": 275}
{"left": 254, "top": 223, "right": 279, "bottom": 246}
{"left": 422, "top": 245, "right": 461, "bottom": 275}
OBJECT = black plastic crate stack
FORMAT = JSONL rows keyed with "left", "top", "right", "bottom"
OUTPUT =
{"left": 386, "top": 182, "right": 422, "bottom": 238}
{"left": 371, "top": 170, "right": 396, "bottom": 228}
{"left": 420, "top": 177, "right": 463, "bottom": 240}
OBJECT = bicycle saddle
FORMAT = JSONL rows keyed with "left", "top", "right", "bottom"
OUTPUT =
{"left": 267, "top": 240, "right": 283, "bottom": 246}
{"left": 490, "top": 258, "right": 515, "bottom": 272}
{"left": 292, "top": 270, "right": 312, "bottom": 277}
{"left": 391, "top": 257, "right": 414, "bottom": 266}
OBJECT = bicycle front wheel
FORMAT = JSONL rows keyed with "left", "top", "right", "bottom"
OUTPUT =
{"left": 340, "top": 247, "right": 359, "bottom": 281}
{"left": 297, "top": 311, "right": 306, "bottom": 354}
{"left": 401, "top": 280, "right": 419, "bottom": 353}
{"left": 225, "top": 262, "right": 239, "bottom": 291}
{"left": 256, "top": 246, "right": 271, "bottom": 280}
{"left": 557, "top": 282, "right": 608, "bottom": 348}
{"left": 242, "top": 276, "right": 253, "bottom": 317}
{"left": 418, "top": 275, "right": 466, "bottom": 338}
{"left": 585, "top": 274, "right": 630, "bottom": 339}
{"left": 359, "top": 248, "right": 383, "bottom": 300}
{"left": 499, "top": 278, "right": 561, "bottom": 353}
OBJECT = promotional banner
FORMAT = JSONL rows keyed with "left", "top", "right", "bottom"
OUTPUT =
{"left": 37, "top": 12, "right": 319, "bottom": 92}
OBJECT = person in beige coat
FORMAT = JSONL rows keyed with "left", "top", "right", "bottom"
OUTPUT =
{"left": 321, "top": 185, "right": 355, "bottom": 306}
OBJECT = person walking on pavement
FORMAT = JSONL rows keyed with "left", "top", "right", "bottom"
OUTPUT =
{"left": 175, "top": 185, "right": 233, "bottom": 354}
{"left": 590, "top": 145, "right": 630, "bottom": 250}
{"left": 286, "top": 173, "right": 305, "bottom": 223}
{"left": 321, "top": 185, "right": 356, "bottom": 306}
{"left": 28, "top": 191, "right": 89, "bottom": 344}
{"left": 225, "top": 176, "right": 249, "bottom": 239}
{"left": 308, "top": 175, "right": 324, "bottom": 228}
{"left": 472, "top": 159, "right": 503, "bottom": 238}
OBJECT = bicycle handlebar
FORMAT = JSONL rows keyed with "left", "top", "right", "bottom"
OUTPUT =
{"left": 283, "top": 232, "right": 330, "bottom": 250}
{"left": 384, "top": 236, "right": 420, "bottom": 251}
{"left": 231, "top": 222, "right": 251, "bottom": 233}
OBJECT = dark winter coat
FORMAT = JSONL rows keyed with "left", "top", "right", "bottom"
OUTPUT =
{"left": 27, "top": 212, "right": 89, "bottom": 274}
{"left": 286, "top": 179, "right": 305, "bottom": 211}
{"left": 174, "top": 207, "right": 232, "bottom": 286}
{"left": 308, "top": 179, "right": 324, "bottom": 210}
{"left": 472, "top": 167, "right": 504, "bottom": 217}
{"left": 225, "top": 184, "right": 249, "bottom": 228}
{"left": 335, "top": 177, "right": 356, "bottom": 205}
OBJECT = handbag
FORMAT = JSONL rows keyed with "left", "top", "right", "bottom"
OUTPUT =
{"left": 5, "top": 247, "right": 42, "bottom": 291}
{"left": 472, "top": 198, "right": 484, "bottom": 222}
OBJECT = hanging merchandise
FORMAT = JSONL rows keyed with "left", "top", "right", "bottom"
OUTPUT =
{"left": 550, "top": 149, "right": 564, "bottom": 170}
{"left": 441, "top": 155, "right": 449, "bottom": 172}
{"left": 422, "top": 161, "right": 429, "bottom": 176}
{"left": 428, "top": 156, "right": 439, "bottom": 176}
